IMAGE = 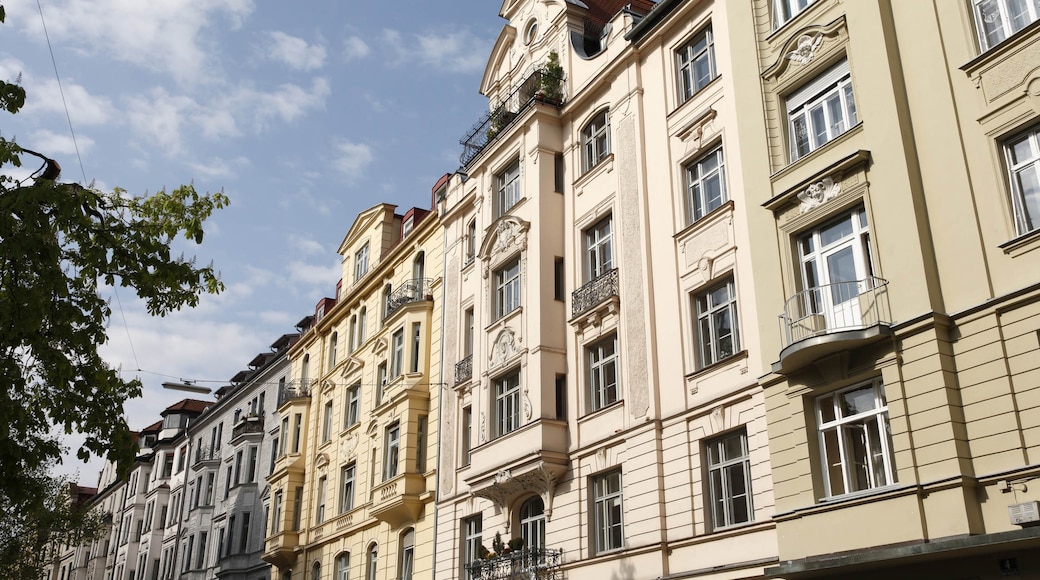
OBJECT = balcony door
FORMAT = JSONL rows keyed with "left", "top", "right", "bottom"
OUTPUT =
{"left": 798, "top": 207, "right": 872, "bottom": 330}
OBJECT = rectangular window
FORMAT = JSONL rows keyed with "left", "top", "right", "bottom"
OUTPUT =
{"left": 582, "top": 110, "right": 611, "bottom": 173}
{"left": 685, "top": 146, "right": 726, "bottom": 223}
{"left": 494, "top": 259, "right": 521, "bottom": 319}
{"left": 496, "top": 159, "right": 521, "bottom": 216}
{"left": 463, "top": 307, "right": 475, "bottom": 357}
{"left": 588, "top": 335, "right": 619, "bottom": 412}
{"left": 292, "top": 487, "right": 303, "bottom": 531}
{"left": 384, "top": 423, "right": 400, "bottom": 481}
{"left": 585, "top": 216, "right": 613, "bottom": 281}
{"left": 495, "top": 371, "right": 521, "bottom": 437}
{"left": 323, "top": 400, "right": 334, "bottom": 442}
{"left": 247, "top": 446, "right": 258, "bottom": 483}
{"left": 355, "top": 243, "right": 369, "bottom": 281}
{"left": 774, "top": 0, "right": 816, "bottom": 29}
{"left": 695, "top": 277, "right": 740, "bottom": 367}
{"left": 292, "top": 413, "right": 302, "bottom": 453}
{"left": 1005, "top": 124, "right": 1040, "bottom": 236}
{"left": 592, "top": 470, "right": 624, "bottom": 554}
{"left": 195, "top": 532, "right": 207, "bottom": 569}
{"left": 974, "top": 0, "right": 1040, "bottom": 51}
{"left": 316, "top": 477, "right": 327, "bottom": 524}
{"left": 391, "top": 328, "right": 405, "bottom": 378}
{"left": 345, "top": 385, "right": 360, "bottom": 428}
{"left": 377, "top": 362, "right": 388, "bottom": 405}
{"left": 239, "top": 512, "right": 250, "bottom": 553}
{"left": 817, "top": 378, "right": 896, "bottom": 497}
{"left": 554, "top": 257, "right": 565, "bottom": 301}
{"left": 466, "top": 219, "right": 478, "bottom": 263}
{"left": 328, "top": 332, "right": 338, "bottom": 368}
{"left": 411, "top": 322, "right": 422, "bottom": 373}
{"left": 462, "top": 515, "right": 483, "bottom": 577}
{"left": 233, "top": 451, "right": 242, "bottom": 486}
{"left": 461, "top": 406, "right": 473, "bottom": 466}
{"left": 340, "top": 464, "right": 355, "bottom": 514}
{"left": 280, "top": 417, "right": 289, "bottom": 455}
{"left": 676, "top": 26, "right": 716, "bottom": 104}
{"left": 270, "top": 437, "right": 278, "bottom": 474}
{"left": 349, "top": 315, "right": 358, "bottom": 352}
{"left": 416, "top": 415, "right": 428, "bottom": 473}
{"left": 706, "top": 429, "right": 753, "bottom": 529}
{"left": 787, "top": 58, "right": 857, "bottom": 161}
{"left": 555, "top": 374, "right": 567, "bottom": 420}
{"left": 272, "top": 491, "right": 282, "bottom": 534}
{"left": 203, "top": 472, "right": 214, "bottom": 506}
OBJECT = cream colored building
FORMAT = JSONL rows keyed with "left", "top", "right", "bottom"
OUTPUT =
{"left": 727, "top": 0, "right": 1040, "bottom": 577}
{"left": 264, "top": 202, "right": 443, "bottom": 580}
{"left": 434, "top": 0, "right": 778, "bottom": 578}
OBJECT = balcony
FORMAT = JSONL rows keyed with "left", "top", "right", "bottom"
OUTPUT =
{"left": 774, "top": 277, "right": 892, "bottom": 374}
{"left": 455, "top": 354, "right": 473, "bottom": 384}
{"left": 261, "top": 531, "right": 299, "bottom": 568}
{"left": 277, "top": 379, "right": 312, "bottom": 406}
{"left": 460, "top": 67, "right": 566, "bottom": 167}
{"left": 384, "top": 278, "right": 434, "bottom": 321}
{"left": 231, "top": 415, "right": 264, "bottom": 441}
{"left": 192, "top": 443, "right": 220, "bottom": 468}
{"left": 466, "top": 548, "right": 564, "bottom": 580}
{"left": 369, "top": 472, "right": 426, "bottom": 528}
{"left": 571, "top": 268, "right": 619, "bottom": 318}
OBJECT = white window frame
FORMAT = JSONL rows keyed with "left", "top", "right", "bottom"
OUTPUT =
{"left": 316, "top": 476, "right": 327, "bottom": 524}
{"left": 345, "top": 384, "right": 360, "bottom": 428}
{"left": 323, "top": 400, "right": 334, "bottom": 442}
{"left": 582, "top": 109, "right": 611, "bottom": 173}
{"left": 1005, "top": 124, "right": 1040, "bottom": 236}
{"left": 685, "top": 146, "right": 727, "bottom": 223}
{"left": 973, "top": 0, "right": 1040, "bottom": 51}
{"left": 390, "top": 328, "right": 404, "bottom": 378}
{"left": 383, "top": 423, "right": 400, "bottom": 481}
{"left": 587, "top": 335, "right": 619, "bottom": 413}
{"left": 694, "top": 277, "right": 740, "bottom": 367}
{"left": 816, "top": 378, "right": 896, "bottom": 497}
{"left": 496, "top": 159, "right": 521, "bottom": 217}
{"left": 706, "top": 429, "right": 753, "bottom": 530}
{"left": 462, "top": 515, "right": 482, "bottom": 576}
{"left": 786, "top": 58, "right": 857, "bottom": 162}
{"left": 354, "top": 243, "right": 369, "bottom": 281}
{"left": 519, "top": 496, "right": 546, "bottom": 553}
{"left": 591, "top": 470, "right": 623, "bottom": 554}
{"left": 584, "top": 215, "right": 614, "bottom": 281}
{"left": 676, "top": 26, "right": 716, "bottom": 104}
{"left": 773, "top": 0, "right": 816, "bottom": 29}
{"left": 399, "top": 529, "right": 415, "bottom": 580}
{"left": 336, "top": 553, "right": 350, "bottom": 580}
{"left": 495, "top": 370, "right": 521, "bottom": 437}
{"left": 340, "top": 463, "right": 355, "bottom": 514}
{"left": 494, "top": 259, "right": 521, "bottom": 319}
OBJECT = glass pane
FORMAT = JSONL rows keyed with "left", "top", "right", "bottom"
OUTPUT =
{"left": 706, "top": 440, "right": 721, "bottom": 465}
{"left": 840, "top": 385, "right": 876, "bottom": 417}
{"left": 726, "top": 463, "right": 749, "bottom": 523}
{"left": 977, "top": 0, "right": 1007, "bottom": 48}
{"left": 714, "top": 310, "right": 733, "bottom": 358}
{"left": 820, "top": 214, "right": 854, "bottom": 246}
{"left": 810, "top": 104, "right": 828, "bottom": 147}
{"left": 723, "top": 433, "right": 744, "bottom": 460}
{"left": 704, "top": 173, "right": 724, "bottom": 213}
{"left": 694, "top": 54, "right": 711, "bottom": 90}
{"left": 818, "top": 394, "right": 835, "bottom": 423}
{"left": 1009, "top": 135, "right": 1034, "bottom": 165}
{"left": 842, "top": 422, "right": 870, "bottom": 492}
{"left": 709, "top": 283, "right": 730, "bottom": 307}
{"left": 823, "top": 428, "right": 845, "bottom": 495}
{"left": 844, "top": 84, "right": 858, "bottom": 125}
{"left": 867, "top": 416, "right": 889, "bottom": 487}
{"left": 826, "top": 93, "right": 845, "bottom": 135}
{"left": 709, "top": 468, "right": 724, "bottom": 529}
{"left": 1014, "top": 166, "right": 1040, "bottom": 232}
{"left": 1009, "top": 0, "right": 1033, "bottom": 30}
{"left": 826, "top": 246, "right": 858, "bottom": 304}
{"left": 792, "top": 116, "right": 809, "bottom": 158}
{"left": 700, "top": 316, "right": 713, "bottom": 363}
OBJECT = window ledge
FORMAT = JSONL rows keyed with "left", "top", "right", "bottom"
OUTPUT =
{"left": 487, "top": 306, "right": 523, "bottom": 333}
{"left": 579, "top": 398, "right": 624, "bottom": 422}
{"left": 771, "top": 122, "right": 864, "bottom": 184}
{"left": 674, "top": 200, "right": 735, "bottom": 240}
{"left": 574, "top": 154, "right": 615, "bottom": 190}
{"left": 684, "top": 350, "right": 748, "bottom": 381}
{"left": 669, "top": 76, "right": 722, "bottom": 120}
{"left": 961, "top": 18, "right": 1040, "bottom": 76}
{"left": 999, "top": 228, "right": 1040, "bottom": 257}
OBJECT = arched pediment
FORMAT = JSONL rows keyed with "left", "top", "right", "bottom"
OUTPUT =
{"left": 479, "top": 215, "right": 530, "bottom": 262}
{"left": 481, "top": 25, "right": 520, "bottom": 97}
{"left": 764, "top": 16, "right": 847, "bottom": 83}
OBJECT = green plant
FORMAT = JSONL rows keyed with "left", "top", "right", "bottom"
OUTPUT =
{"left": 539, "top": 50, "right": 564, "bottom": 101}
{"left": 492, "top": 531, "right": 506, "bottom": 554}
{"left": 509, "top": 537, "right": 525, "bottom": 551}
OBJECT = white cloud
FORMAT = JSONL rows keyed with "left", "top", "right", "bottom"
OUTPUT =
{"left": 263, "top": 31, "right": 327, "bottom": 71}
{"left": 28, "top": 128, "right": 94, "bottom": 157}
{"left": 343, "top": 35, "right": 370, "bottom": 61}
{"left": 124, "top": 88, "right": 199, "bottom": 155}
{"left": 188, "top": 156, "right": 251, "bottom": 180}
{"left": 0, "top": 57, "right": 114, "bottom": 125}
{"left": 287, "top": 259, "right": 341, "bottom": 288}
{"left": 331, "top": 140, "right": 373, "bottom": 180}
{"left": 381, "top": 28, "right": 490, "bottom": 74}
{"left": 288, "top": 234, "right": 327, "bottom": 257}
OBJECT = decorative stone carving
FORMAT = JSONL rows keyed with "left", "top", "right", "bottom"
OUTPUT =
{"left": 523, "top": 389, "right": 532, "bottom": 420}
{"left": 479, "top": 412, "right": 487, "bottom": 444}
{"left": 490, "top": 328, "right": 519, "bottom": 368}
{"left": 787, "top": 34, "right": 823, "bottom": 65}
{"left": 470, "top": 462, "right": 564, "bottom": 521}
{"left": 798, "top": 176, "right": 842, "bottom": 213}
{"left": 341, "top": 433, "right": 359, "bottom": 459}
{"left": 492, "top": 219, "right": 523, "bottom": 256}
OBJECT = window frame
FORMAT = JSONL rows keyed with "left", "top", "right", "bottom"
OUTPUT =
{"left": 694, "top": 277, "right": 740, "bottom": 368}
{"left": 816, "top": 378, "right": 897, "bottom": 498}
{"left": 391, "top": 328, "right": 405, "bottom": 378}
{"left": 773, "top": 0, "right": 817, "bottom": 29}
{"left": 345, "top": 384, "right": 360, "bottom": 428}
{"left": 973, "top": 0, "right": 1040, "bottom": 51}
{"left": 587, "top": 334, "right": 619, "bottom": 413}
{"left": 1005, "top": 124, "right": 1040, "bottom": 237}
{"left": 462, "top": 515, "right": 482, "bottom": 577}
{"left": 383, "top": 422, "right": 400, "bottom": 481}
{"left": 496, "top": 159, "right": 521, "bottom": 217}
{"left": 495, "top": 370, "right": 522, "bottom": 438}
{"left": 354, "top": 243, "right": 370, "bottom": 281}
{"left": 676, "top": 26, "right": 717, "bottom": 104}
{"left": 584, "top": 215, "right": 614, "bottom": 282}
{"left": 705, "top": 428, "right": 753, "bottom": 530}
{"left": 786, "top": 58, "right": 857, "bottom": 162}
{"left": 581, "top": 109, "right": 611, "bottom": 173}
{"left": 494, "top": 258, "right": 521, "bottom": 319}
{"left": 591, "top": 469, "right": 624, "bottom": 555}
{"left": 340, "top": 463, "right": 356, "bottom": 514}
{"left": 336, "top": 553, "right": 350, "bottom": 580}
{"left": 518, "top": 496, "right": 546, "bottom": 552}
{"left": 685, "top": 145, "right": 727, "bottom": 224}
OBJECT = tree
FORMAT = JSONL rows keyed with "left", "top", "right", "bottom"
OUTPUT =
{"left": 0, "top": 0, "right": 227, "bottom": 506}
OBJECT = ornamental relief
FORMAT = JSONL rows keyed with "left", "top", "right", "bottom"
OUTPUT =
{"left": 798, "top": 175, "right": 842, "bottom": 213}
{"left": 763, "top": 16, "right": 848, "bottom": 85}
{"left": 489, "top": 327, "right": 521, "bottom": 368}
{"left": 787, "top": 33, "right": 823, "bottom": 65}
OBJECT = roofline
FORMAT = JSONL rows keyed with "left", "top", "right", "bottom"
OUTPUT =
{"left": 625, "top": 0, "right": 683, "bottom": 43}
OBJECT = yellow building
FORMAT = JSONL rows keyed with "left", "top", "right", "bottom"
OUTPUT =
{"left": 728, "top": 0, "right": 1040, "bottom": 577}
{"left": 264, "top": 201, "right": 443, "bottom": 580}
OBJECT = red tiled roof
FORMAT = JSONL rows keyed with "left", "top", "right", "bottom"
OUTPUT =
{"left": 140, "top": 420, "right": 162, "bottom": 434}
{"left": 162, "top": 398, "right": 211, "bottom": 415}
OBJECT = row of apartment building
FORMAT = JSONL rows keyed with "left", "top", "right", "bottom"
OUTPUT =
{"left": 47, "top": 0, "right": 1040, "bottom": 578}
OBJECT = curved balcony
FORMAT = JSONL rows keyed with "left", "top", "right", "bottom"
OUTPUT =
{"left": 466, "top": 547, "right": 564, "bottom": 580}
{"left": 774, "top": 277, "right": 892, "bottom": 374}
{"left": 384, "top": 278, "right": 434, "bottom": 321}
{"left": 277, "top": 379, "right": 312, "bottom": 407}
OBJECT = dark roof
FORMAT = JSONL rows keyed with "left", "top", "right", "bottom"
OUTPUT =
{"left": 248, "top": 352, "right": 277, "bottom": 369}
{"left": 230, "top": 369, "right": 256, "bottom": 384}
{"left": 139, "top": 420, "right": 162, "bottom": 434}
{"left": 271, "top": 332, "right": 300, "bottom": 352}
{"left": 161, "top": 398, "right": 211, "bottom": 416}
{"left": 585, "top": 0, "right": 656, "bottom": 28}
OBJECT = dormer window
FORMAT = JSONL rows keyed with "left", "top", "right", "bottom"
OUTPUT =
{"left": 402, "top": 216, "right": 414, "bottom": 237}
{"left": 355, "top": 243, "right": 370, "bottom": 281}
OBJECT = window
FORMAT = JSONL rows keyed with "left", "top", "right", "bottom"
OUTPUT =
{"left": 695, "top": 277, "right": 740, "bottom": 367}
{"left": 345, "top": 385, "right": 360, "bottom": 428}
{"left": 280, "top": 417, "right": 289, "bottom": 455}
{"left": 340, "top": 464, "right": 356, "bottom": 514}
{"left": 336, "top": 553, "right": 350, "bottom": 580}
{"left": 355, "top": 243, "right": 369, "bottom": 281}
{"left": 239, "top": 512, "right": 250, "bottom": 552}
{"left": 1006, "top": 124, "right": 1040, "bottom": 236}
{"left": 495, "top": 371, "right": 521, "bottom": 437}
{"left": 399, "top": 529, "right": 415, "bottom": 580}
{"left": 584, "top": 216, "right": 613, "bottom": 281}
{"left": 494, "top": 259, "right": 521, "bottom": 319}
{"left": 349, "top": 315, "right": 358, "bottom": 352}
{"left": 416, "top": 415, "right": 428, "bottom": 473}
{"left": 774, "top": 0, "right": 816, "bottom": 28}
{"left": 195, "top": 532, "right": 207, "bottom": 569}
{"left": 323, "top": 401, "right": 334, "bottom": 442}
{"left": 377, "top": 362, "right": 388, "bottom": 405}
{"left": 466, "top": 219, "right": 478, "bottom": 263}
{"left": 312, "top": 561, "right": 321, "bottom": 580}
{"left": 685, "top": 146, "right": 726, "bottom": 223}
{"left": 383, "top": 423, "right": 400, "bottom": 481}
{"left": 383, "top": 284, "right": 393, "bottom": 319}
{"left": 272, "top": 491, "right": 282, "bottom": 534}
{"left": 706, "top": 429, "right": 752, "bottom": 530}
{"left": 329, "top": 332, "right": 338, "bottom": 368}
{"left": 676, "top": 26, "right": 716, "bottom": 103}
{"left": 234, "top": 451, "right": 243, "bottom": 486}
{"left": 358, "top": 307, "right": 367, "bottom": 346}
{"left": 817, "top": 378, "right": 896, "bottom": 497}
{"left": 798, "top": 207, "right": 873, "bottom": 329}
{"left": 461, "top": 406, "right": 473, "bottom": 466}
{"left": 391, "top": 328, "right": 404, "bottom": 378}
{"left": 496, "top": 159, "right": 521, "bottom": 216}
{"left": 787, "top": 59, "right": 857, "bottom": 161}
{"left": 203, "top": 472, "right": 214, "bottom": 505}
{"left": 316, "top": 476, "right": 327, "bottom": 524}
{"left": 293, "top": 413, "right": 303, "bottom": 453}
{"left": 554, "top": 257, "right": 565, "bottom": 301}
{"left": 587, "top": 335, "right": 619, "bottom": 412}
{"left": 462, "top": 515, "right": 482, "bottom": 577}
{"left": 367, "top": 544, "right": 378, "bottom": 580}
{"left": 591, "top": 470, "right": 624, "bottom": 554}
{"left": 301, "top": 354, "right": 311, "bottom": 385}
{"left": 974, "top": 0, "right": 1040, "bottom": 51}
{"left": 555, "top": 374, "right": 567, "bottom": 420}
{"left": 581, "top": 110, "right": 611, "bottom": 172}
{"left": 413, "top": 251, "right": 425, "bottom": 281}
{"left": 463, "top": 308, "right": 475, "bottom": 357}
{"left": 292, "top": 486, "right": 303, "bottom": 530}
{"left": 411, "top": 322, "right": 422, "bottom": 373}
{"left": 519, "top": 496, "right": 546, "bottom": 553}
{"left": 247, "top": 446, "right": 257, "bottom": 482}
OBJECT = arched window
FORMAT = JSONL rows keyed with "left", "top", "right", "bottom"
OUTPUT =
{"left": 311, "top": 560, "right": 321, "bottom": 580}
{"left": 399, "top": 528, "right": 415, "bottom": 580}
{"left": 519, "top": 495, "right": 546, "bottom": 553}
{"left": 336, "top": 552, "right": 350, "bottom": 580}
{"left": 581, "top": 109, "right": 611, "bottom": 173}
{"left": 366, "top": 544, "right": 378, "bottom": 580}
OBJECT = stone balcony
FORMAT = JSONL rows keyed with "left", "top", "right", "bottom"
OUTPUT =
{"left": 369, "top": 472, "right": 426, "bottom": 528}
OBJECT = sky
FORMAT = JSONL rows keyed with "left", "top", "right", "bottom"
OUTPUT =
{"left": 0, "top": 0, "right": 505, "bottom": 486}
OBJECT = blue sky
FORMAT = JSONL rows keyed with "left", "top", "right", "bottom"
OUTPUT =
{"left": 0, "top": 0, "right": 504, "bottom": 484}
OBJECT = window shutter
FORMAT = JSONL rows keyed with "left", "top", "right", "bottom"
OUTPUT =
{"left": 785, "top": 58, "right": 850, "bottom": 113}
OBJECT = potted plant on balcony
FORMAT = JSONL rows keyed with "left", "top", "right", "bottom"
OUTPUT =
{"left": 537, "top": 50, "right": 564, "bottom": 103}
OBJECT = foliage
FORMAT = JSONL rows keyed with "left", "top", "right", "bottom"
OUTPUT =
{"left": 0, "top": 0, "right": 227, "bottom": 503}
{"left": 0, "top": 470, "right": 103, "bottom": 580}
{"left": 539, "top": 50, "right": 564, "bottom": 102}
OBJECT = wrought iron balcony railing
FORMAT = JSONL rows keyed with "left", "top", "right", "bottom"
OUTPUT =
{"left": 193, "top": 443, "right": 220, "bottom": 464}
{"left": 571, "top": 268, "right": 619, "bottom": 318}
{"left": 778, "top": 276, "right": 891, "bottom": 349}
{"left": 465, "top": 548, "right": 563, "bottom": 580}
{"left": 455, "top": 354, "right": 473, "bottom": 384}
{"left": 384, "top": 278, "right": 433, "bottom": 321}
{"left": 277, "top": 379, "right": 313, "bottom": 406}
{"left": 460, "top": 68, "right": 566, "bottom": 167}
{"left": 232, "top": 415, "right": 264, "bottom": 439}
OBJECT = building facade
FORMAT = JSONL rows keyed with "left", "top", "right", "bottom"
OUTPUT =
{"left": 264, "top": 201, "right": 443, "bottom": 580}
